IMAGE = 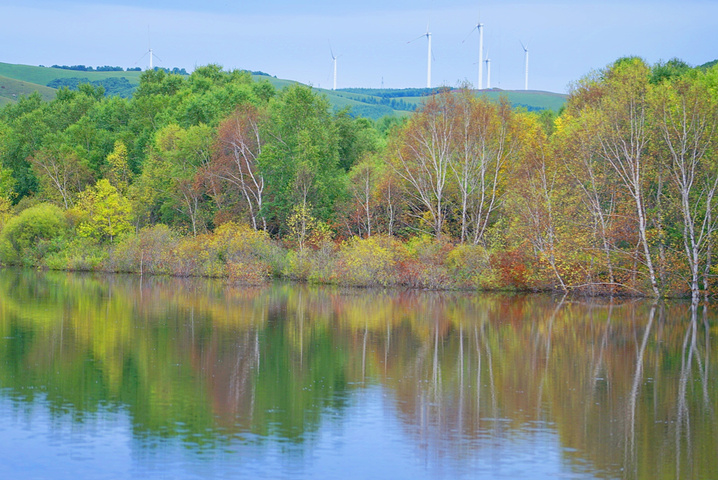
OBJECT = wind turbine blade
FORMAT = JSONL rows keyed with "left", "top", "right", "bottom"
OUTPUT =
{"left": 462, "top": 25, "right": 478, "bottom": 44}
{"left": 408, "top": 33, "right": 426, "bottom": 43}
{"left": 134, "top": 51, "right": 149, "bottom": 65}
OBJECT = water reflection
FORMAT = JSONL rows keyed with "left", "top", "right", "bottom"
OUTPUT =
{"left": 0, "top": 269, "right": 716, "bottom": 479}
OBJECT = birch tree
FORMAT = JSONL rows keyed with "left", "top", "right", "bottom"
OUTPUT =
{"left": 214, "top": 105, "right": 267, "bottom": 230}
{"left": 595, "top": 58, "right": 660, "bottom": 296}
{"left": 391, "top": 92, "right": 455, "bottom": 238}
{"left": 652, "top": 70, "right": 718, "bottom": 299}
{"left": 29, "top": 136, "right": 92, "bottom": 209}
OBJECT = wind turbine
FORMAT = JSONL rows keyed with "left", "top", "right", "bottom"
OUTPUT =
{"left": 409, "top": 25, "right": 432, "bottom": 88}
{"left": 137, "top": 27, "right": 161, "bottom": 71}
{"left": 330, "top": 44, "right": 339, "bottom": 91}
{"left": 485, "top": 51, "right": 491, "bottom": 89}
{"left": 463, "top": 20, "right": 484, "bottom": 89}
{"left": 520, "top": 41, "right": 529, "bottom": 90}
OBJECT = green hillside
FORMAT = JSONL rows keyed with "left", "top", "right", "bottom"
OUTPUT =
{"left": 0, "top": 62, "right": 566, "bottom": 118}
{"left": 335, "top": 87, "right": 566, "bottom": 116}
{"left": 0, "top": 74, "right": 57, "bottom": 104}
{"left": 0, "top": 62, "right": 142, "bottom": 87}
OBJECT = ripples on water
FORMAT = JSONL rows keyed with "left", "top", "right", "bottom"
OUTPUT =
{"left": 0, "top": 269, "right": 716, "bottom": 479}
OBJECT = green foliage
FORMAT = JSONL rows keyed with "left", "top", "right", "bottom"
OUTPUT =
{"left": 0, "top": 164, "right": 15, "bottom": 201}
{"left": 651, "top": 58, "right": 691, "bottom": 84}
{"left": 0, "top": 203, "right": 67, "bottom": 265}
{"left": 44, "top": 235, "right": 108, "bottom": 271}
{"left": 47, "top": 77, "right": 136, "bottom": 98}
{"left": 105, "top": 140, "right": 131, "bottom": 193}
{"left": 262, "top": 85, "right": 344, "bottom": 231}
{"left": 106, "top": 222, "right": 284, "bottom": 282}
{"left": 73, "top": 179, "right": 132, "bottom": 243}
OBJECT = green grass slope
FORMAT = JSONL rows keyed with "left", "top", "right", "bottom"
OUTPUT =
{"left": 0, "top": 74, "right": 57, "bottom": 104}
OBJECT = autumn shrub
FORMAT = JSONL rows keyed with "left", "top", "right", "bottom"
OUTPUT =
{"left": 107, "top": 224, "right": 178, "bottom": 274}
{"left": 333, "top": 235, "right": 405, "bottom": 286}
{"left": 169, "top": 235, "right": 206, "bottom": 276}
{"left": 400, "top": 235, "right": 454, "bottom": 289}
{"left": 306, "top": 240, "right": 338, "bottom": 283}
{"left": 492, "top": 247, "right": 539, "bottom": 291}
{"left": 200, "top": 222, "right": 278, "bottom": 283}
{"left": 283, "top": 249, "right": 313, "bottom": 281}
{"left": 279, "top": 238, "right": 336, "bottom": 283}
{"left": 0, "top": 203, "right": 68, "bottom": 266}
{"left": 446, "top": 243, "right": 493, "bottom": 288}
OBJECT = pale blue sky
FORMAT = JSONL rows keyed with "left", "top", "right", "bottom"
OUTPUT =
{"left": 1, "top": 0, "right": 716, "bottom": 93}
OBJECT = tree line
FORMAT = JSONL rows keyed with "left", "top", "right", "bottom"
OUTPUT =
{"left": 47, "top": 64, "right": 189, "bottom": 74}
{"left": 1, "top": 59, "right": 717, "bottom": 298}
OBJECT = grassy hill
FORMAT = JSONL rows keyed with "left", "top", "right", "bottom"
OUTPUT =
{"left": 0, "top": 74, "right": 56, "bottom": 105}
{"left": 0, "top": 62, "right": 142, "bottom": 87}
{"left": 1, "top": 62, "right": 566, "bottom": 119}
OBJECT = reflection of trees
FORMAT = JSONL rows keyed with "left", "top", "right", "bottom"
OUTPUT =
{"left": 331, "top": 293, "right": 718, "bottom": 478}
{"left": 1, "top": 270, "right": 717, "bottom": 477}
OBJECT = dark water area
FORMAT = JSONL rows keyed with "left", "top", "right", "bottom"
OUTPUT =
{"left": 0, "top": 269, "right": 716, "bottom": 479}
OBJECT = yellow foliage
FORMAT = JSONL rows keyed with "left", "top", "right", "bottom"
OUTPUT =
{"left": 335, "top": 235, "right": 405, "bottom": 286}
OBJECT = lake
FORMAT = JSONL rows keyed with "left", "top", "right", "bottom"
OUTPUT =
{"left": 0, "top": 269, "right": 716, "bottom": 479}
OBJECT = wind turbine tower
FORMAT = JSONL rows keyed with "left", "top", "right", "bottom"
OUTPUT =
{"left": 478, "top": 23, "right": 483, "bottom": 89}
{"left": 521, "top": 41, "right": 529, "bottom": 90}
{"left": 330, "top": 46, "right": 338, "bottom": 90}
{"left": 410, "top": 27, "right": 432, "bottom": 88}
{"left": 426, "top": 28, "right": 432, "bottom": 88}
{"left": 463, "top": 20, "right": 484, "bottom": 89}
{"left": 485, "top": 54, "right": 491, "bottom": 89}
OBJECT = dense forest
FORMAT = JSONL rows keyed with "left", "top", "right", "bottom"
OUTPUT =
{"left": 1, "top": 59, "right": 717, "bottom": 298}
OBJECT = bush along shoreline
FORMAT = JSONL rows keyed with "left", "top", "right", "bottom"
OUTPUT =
{"left": 0, "top": 203, "right": 682, "bottom": 296}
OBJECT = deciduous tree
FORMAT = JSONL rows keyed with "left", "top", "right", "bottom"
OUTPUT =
{"left": 74, "top": 179, "right": 132, "bottom": 243}
{"left": 651, "top": 68, "right": 718, "bottom": 298}
{"left": 214, "top": 104, "right": 267, "bottom": 230}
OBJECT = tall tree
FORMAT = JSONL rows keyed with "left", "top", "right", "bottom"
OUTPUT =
{"left": 594, "top": 58, "right": 661, "bottom": 296}
{"left": 213, "top": 104, "right": 267, "bottom": 230}
{"left": 138, "top": 124, "right": 213, "bottom": 235}
{"left": 74, "top": 179, "right": 132, "bottom": 243}
{"left": 391, "top": 92, "right": 455, "bottom": 238}
{"left": 554, "top": 107, "right": 620, "bottom": 288}
{"left": 261, "top": 85, "right": 343, "bottom": 234}
{"left": 29, "top": 135, "right": 93, "bottom": 209}
{"left": 651, "top": 68, "right": 718, "bottom": 299}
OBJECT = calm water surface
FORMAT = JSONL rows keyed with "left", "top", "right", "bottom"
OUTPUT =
{"left": 0, "top": 269, "right": 716, "bottom": 479}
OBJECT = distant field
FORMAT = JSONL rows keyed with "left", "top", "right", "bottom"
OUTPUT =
{"left": 1, "top": 62, "right": 566, "bottom": 118}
